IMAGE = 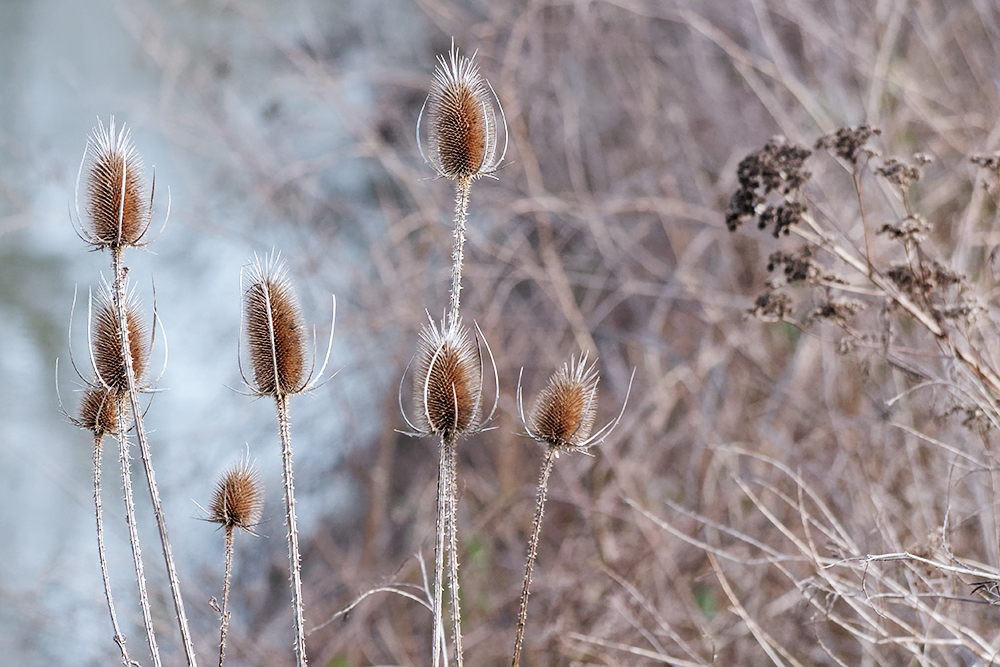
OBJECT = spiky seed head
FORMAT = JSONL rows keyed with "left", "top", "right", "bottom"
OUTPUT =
{"left": 529, "top": 356, "right": 600, "bottom": 448}
{"left": 77, "top": 387, "right": 120, "bottom": 437}
{"left": 92, "top": 286, "right": 149, "bottom": 394}
{"left": 210, "top": 459, "right": 264, "bottom": 533}
{"left": 84, "top": 118, "right": 150, "bottom": 249}
{"left": 422, "top": 43, "right": 503, "bottom": 180}
{"left": 413, "top": 317, "right": 483, "bottom": 440}
{"left": 244, "top": 256, "right": 307, "bottom": 396}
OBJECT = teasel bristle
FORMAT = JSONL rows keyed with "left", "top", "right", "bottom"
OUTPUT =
{"left": 418, "top": 41, "right": 507, "bottom": 180}
{"left": 92, "top": 284, "right": 149, "bottom": 394}
{"left": 77, "top": 387, "right": 121, "bottom": 437}
{"left": 210, "top": 459, "right": 264, "bottom": 533}
{"left": 528, "top": 355, "right": 600, "bottom": 449}
{"left": 413, "top": 315, "right": 483, "bottom": 440}
{"left": 243, "top": 255, "right": 307, "bottom": 397}
{"left": 83, "top": 117, "right": 151, "bottom": 249}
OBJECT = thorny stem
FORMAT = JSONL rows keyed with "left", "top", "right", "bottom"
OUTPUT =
{"left": 432, "top": 438, "right": 449, "bottom": 667}
{"left": 448, "top": 177, "right": 472, "bottom": 329}
{"left": 511, "top": 448, "right": 556, "bottom": 667}
{"left": 275, "top": 394, "right": 308, "bottom": 667}
{"left": 444, "top": 437, "right": 464, "bottom": 667}
{"left": 111, "top": 247, "right": 198, "bottom": 667}
{"left": 114, "top": 395, "right": 161, "bottom": 667}
{"left": 93, "top": 432, "right": 133, "bottom": 667}
{"left": 218, "top": 527, "right": 234, "bottom": 667}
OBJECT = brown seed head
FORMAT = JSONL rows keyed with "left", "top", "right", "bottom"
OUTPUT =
{"left": 210, "top": 459, "right": 264, "bottom": 533}
{"left": 84, "top": 118, "right": 150, "bottom": 249}
{"left": 421, "top": 43, "right": 504, "bottom": 180}
{"left": 244, "top": 255, "right": 307, "bottom": 396}
{"left": 77, "top": 387, "right": 121, "bottom": 437}
{"left": 413, "top": 317, "right": 483, "bottom": 440}
{"left": 92, "top": 285, "right": 149, "bottom": 394}
{"left": 529, "top": 356, "right": 600, "bottom": 448}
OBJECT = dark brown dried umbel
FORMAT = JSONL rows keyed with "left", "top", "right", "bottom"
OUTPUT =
{"left": 243, "top": 256, "right": 307, "bottom": 396}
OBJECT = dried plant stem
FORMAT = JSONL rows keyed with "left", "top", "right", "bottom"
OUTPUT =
{"left": 432, "top": 439, "right": 449, "bottom": 667}
{"left": 448, "top": 176, "right": 472, "bottom": 327}
{"left": 275, "top": 394, "right": 308, "bottom": 667}
{"left": 218, "top": 527, "right": 235, "bottom": 667}
{"left": 115, "top": 397, "right": 161, "bottom": 667}
{"left": 93, "top": 432, "right": 133, "bottom": 667}
{"left": 444, "top": 437, "right": 464, "bottom": 667}
{"left": 511, "top": 447, "right": 556, "bottom": 667}
{"left": 110, "top": 249, "right": 198, "bottom": 667}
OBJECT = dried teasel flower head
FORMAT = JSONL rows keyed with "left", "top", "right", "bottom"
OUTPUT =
{"left": 75, "top": 387, "right": 121, "bottom": 437}
{"left": 404, "top": 315, "right": 491, "bottom": 441}
{"left": 242, "top": 254, "right": 308, "bottom": 397}
{"left": 91, "top": 281, "right": 149, "bottom": 394}
{"left": 519, "top": 353, "right": 633, "bottom": 453}
{"left": 78, "top": 117, "right": 153, "bottom": 249}
{"left": 417, "top": 40, "right": 507, "bottom": 180}
{"left": 209, "top": 457, "right": 264, "bottom": 533}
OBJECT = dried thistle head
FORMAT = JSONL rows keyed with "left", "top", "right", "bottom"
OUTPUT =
{"left": 91, "top": 283, "right": 149, "bottom": 394}
{"left": 418, "top": 41, "right": 507, "bottom": 180}
{"left": 210, "top": 458, "right": 264, "bottom": 533}
{"left": 526, "top": 355, "right": 600, "bottom": 449}
{"left": 410, "top": 316, "right": 484, "bottom": 440}
{"left": 76, "top": 387, "right": 121, "bottom": 437}
{"left": 80, "top": 117, "right": 151, "bottom": 249}
{"left": 243, "top": 254, "right": 308, "bottom": 397}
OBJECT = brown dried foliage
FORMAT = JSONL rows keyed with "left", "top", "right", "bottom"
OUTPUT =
{"left": 244, "top": 261, "right": 307, "bottom": 397}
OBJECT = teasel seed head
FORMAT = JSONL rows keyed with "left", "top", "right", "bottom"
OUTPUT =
{"left": 418, "top": 41, "right": 507, "bottom": 180}
{"left": 92, "top": 283, "right": 149, "bottom": 394}
{"left": 412, "top": 315, "right": 484, "bottom": 440}
{"left": 210, "top": 458, "right": 264, "bottom": 533}
{"left": 76, "top": 387, "right": 121, "bottom": 437}
{"left": 81, "top": 117, "right": 151, "bottom": 249}
{"left": 243, "top": 254, "right": 308, "bottom": 397}
{"left": 527, "top": 354, "right": 600, "bottom": 449}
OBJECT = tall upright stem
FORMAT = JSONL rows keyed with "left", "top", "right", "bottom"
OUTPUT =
{"left": 444, "top": 437, "right": 464, "bottom": 667}
{"left": 448, "top": 177, "right": 472, "bottom": 328}
{"left": 275, "top": 394, "right": 308, "bottom": 667}
{"left": 432, "top": 438, "right": 449, "bottom": 667}
{"left": 115, "top": 396, "right": 161, "bottom": 667}
{"left": 111, "top": 248, "right": 198, "bottom": 666}
{"left": 218, "top": 527, "right": 235, "bottom": 667}
{"left": 94, "top": 432, "right": 134, "bottom": 667}
{"left": 511, "top": 447, "right": 556, "bottom": 667}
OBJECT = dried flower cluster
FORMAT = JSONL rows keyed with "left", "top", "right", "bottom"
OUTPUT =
{"left": 91, "top": 287, "right": 149, "bottom": 394}
{"left": 411, "top": 316, "right": 484, "bottom": 440}
{"left": 210, "top": 460, "right": 264, "bottom": 533}
{"left": 243, "top": 256, "right": 308, "bottom": 397}
{"left": 527, "top": 356, "right": 599, "bottom": 449}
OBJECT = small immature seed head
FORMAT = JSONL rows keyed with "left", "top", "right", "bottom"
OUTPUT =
{"left": 210, "top": 459, "right": 264, "bottom": 533}
{"left": 83, "top": 118, "right": 151, "bottom": 249}
{"left": 413, "top": 316, "right": 483, "bottom": 440}
{"left": 419, "top": 42, "right": 505, "bottom": 180}
{"left": 92, "top": 285, "right": 149, "bottom": 394}
{"left": 528, "top": 355, "right": 600, "bottom": 449}
{"left": 77, "top": 387, "right": 120, "bottom": 437}
{"left": 243, "top": 255, "right": 307, "bottom": 396}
